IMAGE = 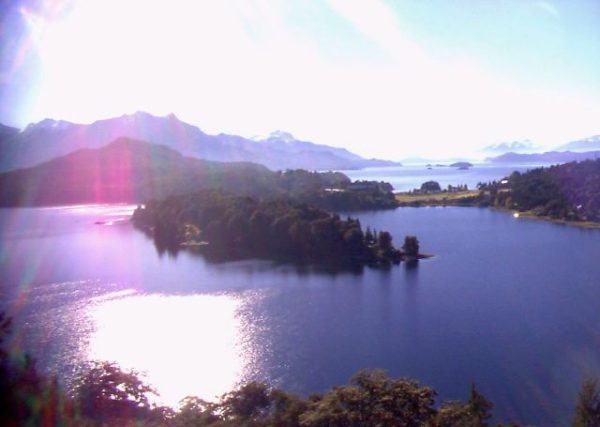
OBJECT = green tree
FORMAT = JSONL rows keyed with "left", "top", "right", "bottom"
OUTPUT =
{"left": 421, "top": 181, "right": 441, "bottom": 193}
{"left": 300, "top": 370, "right": 437, "bottom": 427}
{"left": 219, "top": 381, "right": 271, "bottom": 422}
{"left": 268, "top": 389, "right": 308, "bottom": 427}
{"left": 573, "top": 378, "right": 600, "bottom": 427}
{"left": 377, "top": 231, "right": 393, "bottom": 253}
{"left": 176, "top": 396, "right": 220, "bottom": 427}
{"left": 403, "top": 236, "right": 420, "bottom": 258}
{"left": 75, "top": 361, "right": 158, "bottom": 423}
{"left": 364, "top": 226, "right": 374, "bottom": 244}
{"left": 467, "top": 383, "right": 493, "bottom": 426}
{"left": 434, "top": 401, "right": 473, "bottom": 426}
{"left": 344, "top": 227, "right": 365, "bottom": 255}
{"left": 0, "top": 312, "right": 74, "bottom": 426}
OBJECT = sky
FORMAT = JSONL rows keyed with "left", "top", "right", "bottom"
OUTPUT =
{"left": 1, "top": 0, "right": 599, "bottom": 160}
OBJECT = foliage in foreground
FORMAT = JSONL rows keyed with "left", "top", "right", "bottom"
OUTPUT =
{"left": 1, "top": 310, "right": 492, "bottom": 426}
{"left": 2, "top": 310, "right": 599, "bottom": 427}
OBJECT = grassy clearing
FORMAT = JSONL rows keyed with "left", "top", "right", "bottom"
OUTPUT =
{"left": 395, "top": 190, "right": 480, "bottom": 204}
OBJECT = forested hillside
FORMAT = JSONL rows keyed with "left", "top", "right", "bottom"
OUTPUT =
{"left": 0, "top": 138, "right": 398, "bottom": 211}
{"left": 479, "top": 159, "right": 600, "bottom": 221}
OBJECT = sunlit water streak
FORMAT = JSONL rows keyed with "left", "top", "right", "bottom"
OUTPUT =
{"left": 86, "top": 290, "right": 263, "bottom": 406}
{"left": 1, "top": 201, "right": 600, "bottom": 424}
{"left": 4, "top": 275, "right": 269, "bottom": 407}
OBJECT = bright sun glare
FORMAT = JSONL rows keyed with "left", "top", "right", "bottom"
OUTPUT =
{"left": 87, "top": 291, "right": 251, "bottom": 407}
{"left": 11, "top": 0, "right": 600, "bottom": 159}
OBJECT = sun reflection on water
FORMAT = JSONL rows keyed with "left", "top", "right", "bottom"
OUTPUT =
{"left": 86, "top": 291, "right": 252, "bottom": 407}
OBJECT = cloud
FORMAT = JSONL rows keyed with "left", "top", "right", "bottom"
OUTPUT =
{"left": 325, "top": 0, "right": 424, "bottom": 62}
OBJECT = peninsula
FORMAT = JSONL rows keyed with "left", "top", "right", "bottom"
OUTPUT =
{"left": 395, "top": 159, "right": 600, "bottom": 228}
{"left": 132, "top": 191, "right": 426, "bottom": 269}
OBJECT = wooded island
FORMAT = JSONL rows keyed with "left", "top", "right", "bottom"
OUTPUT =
{"left": 132, "top": 191, "right": 426, "bottom": 269}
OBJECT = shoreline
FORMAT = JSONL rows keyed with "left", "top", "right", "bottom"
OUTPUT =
{"left": 395, "top": 191, "right": 600, "bottom": 230}
{"left": 495, "top": 207, "right": 600, "bottom": 230}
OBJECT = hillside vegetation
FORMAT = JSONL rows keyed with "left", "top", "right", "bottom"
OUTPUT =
{"left": 0, "top": 138, "right": 398, "bottom": 211}
{"left": 479, "top": 159, "right": 600, "bottom": 222}
{"left": 397, "top": 160, "right": 600, "bottom": 224}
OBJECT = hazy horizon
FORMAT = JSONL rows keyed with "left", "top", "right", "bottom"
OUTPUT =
{"left": 1, "top": 0, "right": 600, "bottom": 160}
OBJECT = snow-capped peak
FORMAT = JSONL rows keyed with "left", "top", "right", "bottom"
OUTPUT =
{"left": 252, "top": 130, "right": 296, "bottom": 143}
{"left": 24, "top": 118, "right": 73, "bottom": 132}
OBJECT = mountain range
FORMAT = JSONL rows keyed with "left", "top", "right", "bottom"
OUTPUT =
{"left": 555, "top": 135, "right": 600, "bottom": 152}
{"left": 480, "top": 140, "right": 540, "bottom": 155}
{"left": 0, "top": 112, "right": 399, "bottom": 172}
{"left": 482, "top": 135, "right": 600, "bottom": 164}
{"left": 0, "top": 123, "right": 19, "bottom": 141}
{"left": 486, "top": 150, "right": 600, "bottom": 164}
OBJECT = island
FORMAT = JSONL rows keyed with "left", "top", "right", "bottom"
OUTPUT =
{"left": 449, "top": 161, "right": 473, "bottom": 169}
{"left": 132, "top": 191, "right": 428, "bottom": 269}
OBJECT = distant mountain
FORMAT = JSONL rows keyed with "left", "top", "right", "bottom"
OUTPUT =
{"left": 555, "top": 135, "right": 600, "bottom": 152}
{"left": 486, "top": 150, "right": 600, "bottom": 164}
{"left": 449, "top": 162, "right": 473, "bottom": 169}
{"left": 0, "top": 123, "right": 19, "bottom": 141}
{"left": 480, "top": 140, "right": 539, "bottom": 155}
{"left": 0, "top": 138, "right": 283, "bottom": 206}
{"left": 0, "top": 112, "right": 399, "bottom": 172}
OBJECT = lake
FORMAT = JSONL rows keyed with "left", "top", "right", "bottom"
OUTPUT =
{"left": 340, "top": 163, "right": 550, "bottom": 192}
{"left": 1, "top": 201, "right": 599, "bottom": 425}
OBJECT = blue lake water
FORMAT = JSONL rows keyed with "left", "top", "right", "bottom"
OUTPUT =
{"left": 340, "top": 163, "right": 551, "bottom": 191}
{"left": 1, "top": 202, "right": 599, "bottom": 425}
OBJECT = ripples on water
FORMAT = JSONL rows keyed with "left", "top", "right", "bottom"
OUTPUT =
{"left": 1, "top": 203, "right": 600, "bottom": 424}
{"left": 7, "top": 275, "right": 271, "bottom": 406}
{"left": 87, "top": 291, "right": 262, "bottom": 406}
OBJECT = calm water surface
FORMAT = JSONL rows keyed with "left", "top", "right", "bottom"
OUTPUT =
{"left": 1, "top": 203, "right": 600, "bottom": 425}
{"left": 340, "top": 163, "right": 551, "bottom": 191}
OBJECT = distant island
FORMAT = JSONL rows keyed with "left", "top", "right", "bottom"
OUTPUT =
{"left": 132, "top": 191, "right": 426, "bottom": 269}
{"left": 396, "top": 159, "right": 600, "bottom": 227}
{"left": 0, "top": 138, "right": 399, "bottom": 211}
{"left": 449, "top": 161, "right": 473, "bottom": 169}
